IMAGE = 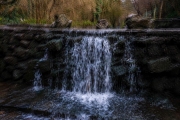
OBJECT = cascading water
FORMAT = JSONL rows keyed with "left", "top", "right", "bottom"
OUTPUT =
{"left": 122, "top": 36, "right": 140, "bottom": 92}
{"left": 33, "top": 48, "right": 48, "bottom": 91}
{"left": 59, "top": 36, "right": 113, "bottom": 112}
{"left": 71, "top": 36, "right": 111, "bottom": 93}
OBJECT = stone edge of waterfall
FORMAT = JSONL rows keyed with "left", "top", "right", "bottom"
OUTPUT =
{"left": 0, "top": 25, "right": 180, "bottom": 35}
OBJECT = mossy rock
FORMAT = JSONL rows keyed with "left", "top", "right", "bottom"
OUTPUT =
{"left": 112, "top": 65, "right": 127, "bottom": 77}
{"left": 46, "top": 39, "right": 62, "bottom": 51}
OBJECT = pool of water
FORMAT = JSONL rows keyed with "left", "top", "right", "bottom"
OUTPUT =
{"left": 0, "top": 83, "right": 179, "bottom": 120}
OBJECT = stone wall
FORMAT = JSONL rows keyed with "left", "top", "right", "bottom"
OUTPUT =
{"left": 0, "top": 26, "right": 66, "bottom": 86}
{"left": 133, "top": 35, "right": 180, "bottom": 95}
{"left": 0, "top": 25, "right": 180, "bottom": 96}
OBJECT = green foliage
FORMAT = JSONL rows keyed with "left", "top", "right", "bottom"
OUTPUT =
{"left": 101, "top": 0, "right": 122, "bottom": 27}
{"left": 94, "top": 0, "right": 103, "bottom": 21}
{"left": 0, "top": 0, "right": 124, "bottom": 28}
{"left": 0, "top": 7, "right": 22, "bottom": 24}
{"left": 72, "top": 20, "right": 96, "bottom": 28}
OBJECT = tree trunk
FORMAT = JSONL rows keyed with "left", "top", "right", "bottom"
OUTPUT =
{"left": 159, "top": 0, "right": 163, "bottom": 19}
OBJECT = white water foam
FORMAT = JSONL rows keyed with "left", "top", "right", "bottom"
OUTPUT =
{"left": 75, "top": 92, "right": 113, "bottom": 106}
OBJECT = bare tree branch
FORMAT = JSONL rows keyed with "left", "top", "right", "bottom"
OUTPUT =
{"left": 131, "top": 0, "right": 142, "bottom": 15}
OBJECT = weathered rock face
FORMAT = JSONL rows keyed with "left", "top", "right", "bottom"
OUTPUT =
{"left": 125, "top": 14, "right": 151, "bottom": 29}
{"left": 0, "top": 26, "right": 65, "bottom": 83}
{"left": 51, "top": 14, "right": 72, "bottom": 28}
{"left": 96, "top": 19, "right": 109, "bottom": 29}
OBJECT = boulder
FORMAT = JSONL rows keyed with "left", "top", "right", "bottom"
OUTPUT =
{"left": 17, "top": 62, "right": 28, "bottom": 70}
{"left": 20, "top": 40, "right": 30, "bottom": 48}
{"left": 13, "top": 47, "right": 29, "bottom": 59}
{"left": 112, "top": 65, "right": 127, "bottom": 77}
{"left": 125, "top": 14, "right": 150, "bottom": 29}
{"left": 96, "top": 19, "right": 109, "bottom": 29}
{"left": 46, "top": 39, "right": 62, "bottom": 51}
{"left": 13, "top": 69, "right": 24, "bottom": 80}
{"left": 148, "top": 57, "right": 172, "bottom": 73}
{"left": 4, "top": 56, "right": 17, "bottom": 65}
{"left": 9, "top": 38, "right": 20, "bottom": 45}
{"left": 51, "top": 14, "right": 72, "bottom": 28}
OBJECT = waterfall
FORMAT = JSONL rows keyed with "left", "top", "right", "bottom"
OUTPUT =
{"left": 70, "top": 36, "right": 112, "bottom": 93}
{"left": 33, "top": 49, "right": 48, "bottom": 91}
{"left": 122, "top": 36, "right": 140, "bottom": 92}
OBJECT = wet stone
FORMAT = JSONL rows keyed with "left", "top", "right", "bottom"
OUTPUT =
{"left": 17, "top": 62, "right": 28, "bottom": 70}
{"left": 13, "top": 47, "right": 26, "bottom": 57}
{"left": 9, "top": 37, "right": 20, "bottom": 45}
{"left": 4, "top": 56, "right": 17, "bottom": 65}
{"left": 28, "top": 41, "right": 39, "bottom": 49}
{"left": 37, "top": 44, "right": 47, "bottom": 51}
{"left": 20, "top": 40, "right": 30, "bottom": 48}
{"left": 46, "top": 39, "right": 62, "bottom": 51}
{"left": 112, "top": 65, "right": 127, "bottom": 76}
{"left": 13, "top": 70, "right": 24, "bottom": 80}
{"left": 148, "top": 57, "right": 172, "bottom": 73}
{"left": 14, "top": 34, "right": 24, "bottom": 40}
